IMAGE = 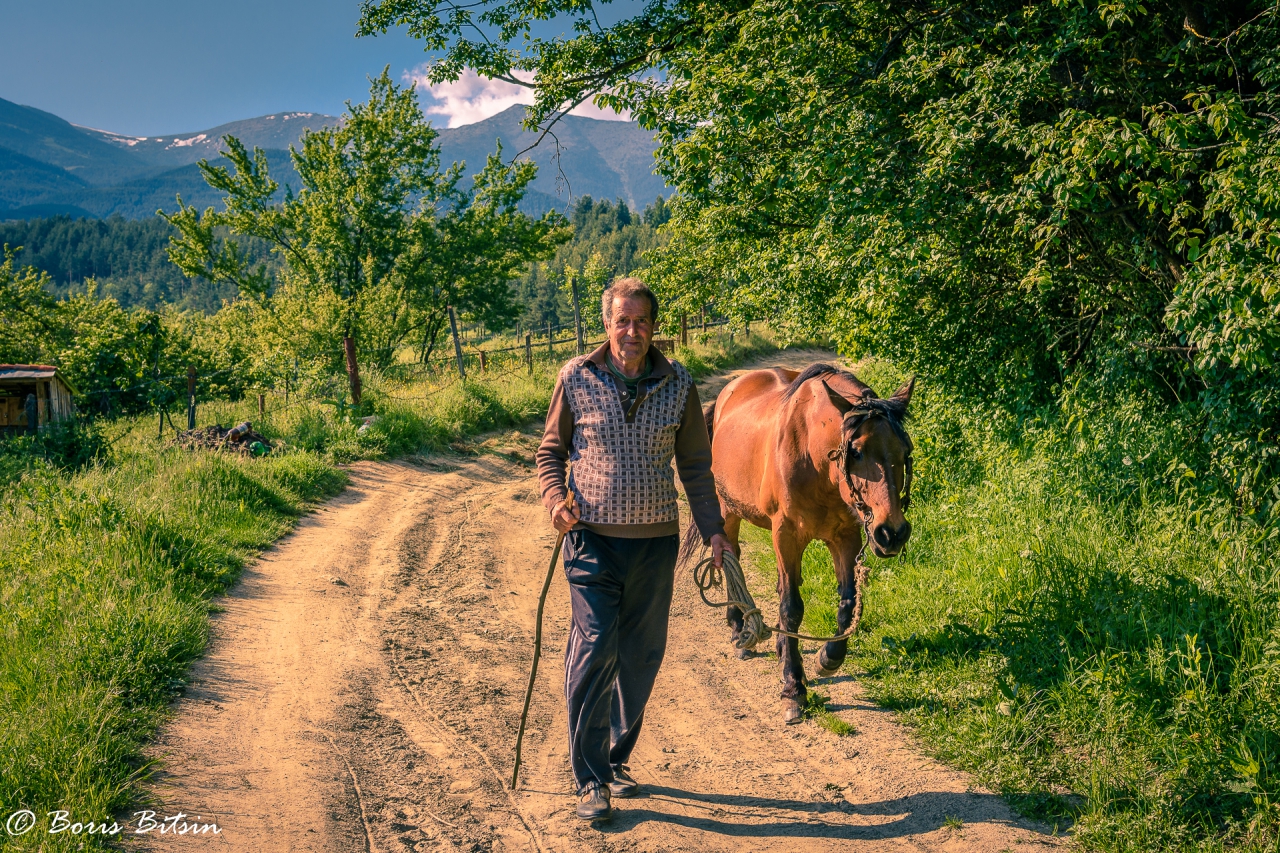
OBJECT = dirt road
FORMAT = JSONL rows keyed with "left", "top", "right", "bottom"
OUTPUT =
{"left": 133, "top": 352, "right": 1059, "bottom": 852}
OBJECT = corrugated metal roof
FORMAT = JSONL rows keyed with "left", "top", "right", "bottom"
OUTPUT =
{"left": 0, "top": 365, "right": 78, "bottom": 395}
{"left": 0, "top": 365, "right": 59, "bottom": 381}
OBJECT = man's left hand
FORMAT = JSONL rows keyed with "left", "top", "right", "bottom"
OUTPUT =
{"left": 710, "top": 533, "right": 732, "bottom": 568}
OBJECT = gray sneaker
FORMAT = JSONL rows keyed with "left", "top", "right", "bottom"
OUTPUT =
{"left": 609, "top": 765, "right": 639, "bottom": 798}
{"left": 576, "top": 781, "right": 611, "bottom": 820}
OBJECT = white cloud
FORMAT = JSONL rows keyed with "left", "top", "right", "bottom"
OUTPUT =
{"left": 405, "top": 66, "right": 629, "bottom": 128}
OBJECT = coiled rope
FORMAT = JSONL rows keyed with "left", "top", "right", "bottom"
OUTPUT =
{"left": 692, "top": 550, "right": 869, "bottom": 647}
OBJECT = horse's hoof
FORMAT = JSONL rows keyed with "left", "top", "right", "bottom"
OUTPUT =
{"left": 815, "top": 648, "right": 842, "bottom": 679}
{"left": 735, "top": 646, "right": 751, "bottom": 660}
{"left": 782, "top": 699, "right": 804, "bottom": 725}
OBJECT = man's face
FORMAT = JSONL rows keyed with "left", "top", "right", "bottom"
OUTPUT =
{"left": 608, "top": 295, "right": 654, "bottom": 363}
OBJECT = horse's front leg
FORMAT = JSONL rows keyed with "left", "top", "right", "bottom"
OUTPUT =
{"left": 816, "top": 529, "right": 865, "bottom": 679}
{"left": 721, "top": 515, "right": 754, "bottom": 654}
{"left": 772, "top": 522, "right": 808, "bottom": 723}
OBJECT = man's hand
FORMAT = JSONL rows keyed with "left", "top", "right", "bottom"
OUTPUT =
{"left": 551, "top": 498, "right": 581, "bottom": 534}
{"left": 710, "top": 533, "right": 732, "bottom": 568}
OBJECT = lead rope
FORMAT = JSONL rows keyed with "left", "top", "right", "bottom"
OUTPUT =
{"left": 693, "top": 431, "right": 881, "bottom": 649}
{"left": 692, "top": 545, "right": 871, "bottom": 647}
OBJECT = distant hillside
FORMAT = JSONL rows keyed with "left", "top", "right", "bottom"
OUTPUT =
{"left": 0, "top": 97, "right": 669, "bottom": 220}
{"left": 79, "top": 112, "right": 336, "bottom": 171}
{"left": 436, "top": 106, "right": 670, "bottom": 211}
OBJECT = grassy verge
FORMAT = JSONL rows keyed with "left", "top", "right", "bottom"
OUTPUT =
{"left": 737, "top": 358, "right": 1280, "bottom": 852}
{"left": 0, "top": 329, "right": 779, "bottom": 851}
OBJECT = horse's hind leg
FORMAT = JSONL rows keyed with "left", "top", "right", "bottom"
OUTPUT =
{"left": 772, "top": 522, "right": 808, "bottom": 723}
{"left": 816, "top": 530, "right": 866, "bottom": 679}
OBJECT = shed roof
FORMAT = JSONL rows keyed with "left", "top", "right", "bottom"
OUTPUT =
{"left": 0, "top": 365, "right": 78, "bottom": 394}
{"left": 0, "top": 364, "right": 58, "bottom": 381}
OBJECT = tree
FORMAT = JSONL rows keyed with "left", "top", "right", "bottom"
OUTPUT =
{"left": 162, "top": 69, "right": 568, "bottom": 402}
{"left": 359, "top": 0, "right": 1280, "bottom": 504}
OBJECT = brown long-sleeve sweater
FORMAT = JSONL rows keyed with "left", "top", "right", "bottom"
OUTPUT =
{"left": 536, "top": 342, "right": 725, "bottom": 542}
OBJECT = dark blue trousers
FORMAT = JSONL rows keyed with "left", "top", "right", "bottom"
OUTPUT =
{"left": 562, "top": 529, "right": 678, "bottom": 792}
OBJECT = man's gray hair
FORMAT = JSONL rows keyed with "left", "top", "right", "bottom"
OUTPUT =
{"left": 601, "top": 277, "right": 660, "bottom": 327}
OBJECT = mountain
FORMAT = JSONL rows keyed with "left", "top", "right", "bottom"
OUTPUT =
{"left": 435, "top": 106, "right": 670, "bottom": 212}
{"left": 78, "top": 111, "right": 336, "bottom": 171}
{"left": 0, "top": 99, "right": 151, "bottom": 186}
{"left": 0, "top": 97, "right": 669, "bottom": 220}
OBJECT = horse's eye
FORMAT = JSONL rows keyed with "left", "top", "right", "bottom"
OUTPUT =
{"left": 848, "top": 447, "right": 862, "bottom": 462}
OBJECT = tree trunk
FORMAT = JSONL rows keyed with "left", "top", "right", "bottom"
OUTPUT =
{"left": 344, "top": 336, "right": 362, "bottom": 405}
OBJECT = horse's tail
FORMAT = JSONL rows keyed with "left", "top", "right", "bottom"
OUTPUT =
{"left": 678, "top": 399, "right": 718, "bottom": 569}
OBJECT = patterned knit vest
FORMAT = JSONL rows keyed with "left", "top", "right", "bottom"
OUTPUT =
{"left": 561, "top": 356, "right": 694, "bottom": 529}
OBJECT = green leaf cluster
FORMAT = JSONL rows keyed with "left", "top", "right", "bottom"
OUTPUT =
{"left": 360, "top": 0, "right": 1280, "bottom": 508}
{"left": 161, "top": 69, "right": 569, "bottom": 383}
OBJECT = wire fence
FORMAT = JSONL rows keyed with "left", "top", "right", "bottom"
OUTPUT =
{"left": 62, "top": 312, "right": 743, "bottom": 443}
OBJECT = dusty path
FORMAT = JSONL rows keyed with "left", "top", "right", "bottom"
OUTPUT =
{"left": 132, "top": 352, "right": 1060, "bottom": 852}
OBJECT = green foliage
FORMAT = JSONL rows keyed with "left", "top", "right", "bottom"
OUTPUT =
{"left": 513, "top": 195, "right": 669, "bottom": 329}
{"left": 0, "top": 447, "right": 345, "bottom": 852}
{"left": 0, "top": 247, "right": 264, "bottom": 416}
{"left": 0, "top": 215, "right": 277, "bottom": 312}
{"left": 161, "top": 69, "right": 569, "bottom": 390}
{"left": 741, "top": 358, "right": 1280, "bottom": 851}
{"left": 359, "top": 0, "right": 1280, "bottom": 509}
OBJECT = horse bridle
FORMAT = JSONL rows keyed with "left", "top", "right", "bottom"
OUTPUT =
{"left": 826, "top": 406, "right": 914, "bottom": 529}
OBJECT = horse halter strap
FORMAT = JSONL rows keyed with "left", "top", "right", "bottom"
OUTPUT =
{"left": 826, "top": 407, "right": 914, "bottom": 529}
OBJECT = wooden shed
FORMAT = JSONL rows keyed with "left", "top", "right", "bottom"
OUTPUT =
{"left": 0, "top": 365, "right": 77, "bottom": 431}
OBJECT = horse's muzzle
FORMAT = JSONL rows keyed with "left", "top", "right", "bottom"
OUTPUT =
{"left": 871, "top": 520, "right": 912, "bottom": 557}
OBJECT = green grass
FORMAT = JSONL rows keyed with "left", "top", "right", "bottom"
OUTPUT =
{"left": 0, "top": 329, "right": 781, "bottom": 850}
{"left": 802, "top": 691, "right": 857, "bottom": 736}
{"left": 736, "top": 358, "right": 1280, "bottom": 852}
{"left": 0, "top": 446, "right": 345, "bottom": 851}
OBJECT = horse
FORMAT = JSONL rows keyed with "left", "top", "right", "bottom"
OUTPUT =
{"left": 683, "top": 363, "right": 915, "bottom": 723}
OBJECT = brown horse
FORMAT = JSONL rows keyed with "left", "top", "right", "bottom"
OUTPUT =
{"left": 685, "top": 363, "right": 914, "bottom": 723}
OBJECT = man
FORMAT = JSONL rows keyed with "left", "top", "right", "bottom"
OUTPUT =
{"left": 537, "top": 277, "right": 730, "bottom": 821}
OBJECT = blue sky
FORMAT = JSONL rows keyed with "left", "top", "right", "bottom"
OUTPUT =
{"left": 0, "top": 0, "right": 634, "bottom": 136}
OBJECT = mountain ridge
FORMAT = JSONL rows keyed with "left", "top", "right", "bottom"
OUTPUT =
{"left": 0, "top": 99, "right": 669, "bottom": 220}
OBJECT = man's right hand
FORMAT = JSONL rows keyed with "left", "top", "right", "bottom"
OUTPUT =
{"left": 551, "top": 498, "right": 581, "bottom": 534}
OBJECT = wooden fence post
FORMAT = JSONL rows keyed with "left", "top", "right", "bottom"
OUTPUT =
{"left": 479, "top": 350, "right": 488, "bottom": 373}
{"left": 448, "top": 306, "right": 467, "bottom": 379}
{"left": 187, "top": 365, "right": 196, "bottom": 430}
{"left": 258, "top": 393, "right": 266, "bottom": 417}
{"left": 701, "top": 308, "right": 707, "bottom": 334}
{"left": 343, "top": 336, "right": 362, "bottom": 405}
{"left": 571, "top": 278, "right": 585, "bottom": 355}
{"left": 546, "top": 320, "right": 553, "bottom": 356}
{"left": 680, "top": 314, "right": 688, "bottom": 347}
{"left": 525, "top": 333, "right": 533, "bottom": 374}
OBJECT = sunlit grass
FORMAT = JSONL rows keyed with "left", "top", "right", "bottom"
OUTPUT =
{"left": 732, "top": 358, "right": 1280, "bottom": 852}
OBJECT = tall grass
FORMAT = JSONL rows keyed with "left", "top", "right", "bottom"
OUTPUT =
{"left": 739, "top": 358, "right": 1280, "bottom": 852}
{"left": 0, "top": 329, "right": 778, "bottom": 850}
{"left": 0, "top": 448, "right": 345, "bottom": 851}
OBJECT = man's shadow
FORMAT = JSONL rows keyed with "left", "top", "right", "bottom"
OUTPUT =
{"left": 596, "top": 785, "right": 1056, "bottom": 840}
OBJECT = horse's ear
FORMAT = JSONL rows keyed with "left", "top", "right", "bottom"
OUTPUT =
{"left": 820, "top": 380, "right": 854, "bottom": 414}
{"left": 890, "top": 376, "right": 917, "bottom": 406}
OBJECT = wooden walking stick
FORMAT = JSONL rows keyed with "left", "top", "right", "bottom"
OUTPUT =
{"left": 511, "top": 488, "right": 575, "bottom": 789}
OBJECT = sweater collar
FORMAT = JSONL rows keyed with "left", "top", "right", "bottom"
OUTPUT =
{"left": 586, "top": 341, "right": 675, "bottom": 378}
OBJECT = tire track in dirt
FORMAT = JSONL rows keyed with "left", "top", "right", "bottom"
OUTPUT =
{"left": 130, "top": 352, "right": 1062, "bottom": 852}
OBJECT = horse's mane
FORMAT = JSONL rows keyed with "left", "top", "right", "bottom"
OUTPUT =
{"left": 783, "top": 363, "right": 911, "bottom": 433}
